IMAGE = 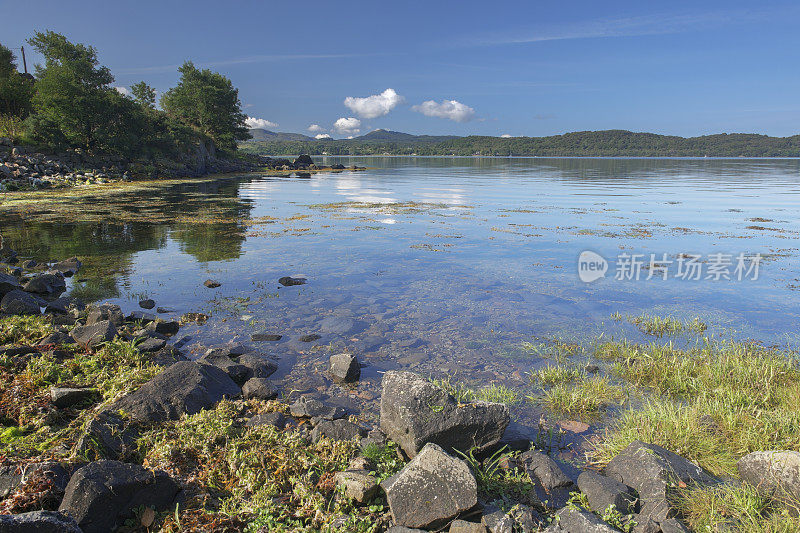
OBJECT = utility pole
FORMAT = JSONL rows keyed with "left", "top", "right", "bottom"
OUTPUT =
{"left": 20, "top": 46, "right": 28, "bottom": 74}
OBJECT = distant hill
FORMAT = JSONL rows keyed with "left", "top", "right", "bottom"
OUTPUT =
{"left": 239, "top": 129, "right": 800, "bottom": 157}
{"left": 247, "top": 129, "right": 315, "bottom": 142}
{"left": 355, "top": 129, "right": 458, "bottom": 143}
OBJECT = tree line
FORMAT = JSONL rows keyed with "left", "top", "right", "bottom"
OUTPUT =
{"left": 241, "top": 130, "right": 800, "bottom": 158}
{"left": 0, "top": 31, "right": 249, "bottom": 157}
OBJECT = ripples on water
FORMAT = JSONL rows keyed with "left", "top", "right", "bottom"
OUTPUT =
{"left": 3, "top": 157, "right": 800, "bottom": 427}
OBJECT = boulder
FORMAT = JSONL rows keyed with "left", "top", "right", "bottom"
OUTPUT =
{"left": 86, "top": 303, "right": 123, "bottom": 326}
{"left": 312, "top": 419, "right": 366, "bottom": 442}
{"left": 335, "top": 470, "right": 379, "bottom": 503}
{"left": 543, "top": 507, "right": 618, "bottom": 532}
{"left": 320, "top": 317, "right": 362, "bottom": 335}
{"left": 482, "top": 503, "right": 540, "bottom": 533}
{"left": 50, "top": 387, "right": 98, "bottom": 408}
{"left": 44, "top": 297, "right": 85, "bottom": 316}
{"left": 138, "top": 299, "right": 155, "bottom": 309}
{"left": 241, "top": 377, "right": 278, "bottom": 400}
{"left": 58, "top": 460, "right": 180, "bottom": 533}
{"left": 109, "top": 361, "right": 241, "bottom": 423}
{"left": 51, "top": 257, "right": 81, "bottom": 277}
{"left": 737, "top": 450, "right": 800, "bottom": 501}
{"left": 145, "top": 318, "right": 180, "bottom": 336}
{"left": 379, "top": 371, "right": 510, "bottom": 458}
{"left": 135, "top": 336, "right": 166, "bottom": 353}
{"left": 0, "top": 510, "right": 81, "bottom": 533}
{"left": 246, "top": 412, "right": 286, "bottom": 429}
{"left": 1, "top": 289, "right": 40, "bottom": 316}
{"left": 0, "top": 272, "right": 21, "bottom": 298}
{"left": 604, "top": 440, "right": 720, "bottom": 523}
{"left": 329, "top": 353, "right": 360, "bottom": 383}
{"left": 518, "top": 450, "right": 573, "bottom": 491}
{"left": 381, "top": 442, "right": 477, "bottom": 529}
{"left": 289, "top": 396, "right": 347, "bottom": 420}
{"left": 199, "top": 351, "right": 251, "bottom": 385}
{"left": 577, "top": 471, "right": 638, "bottom": 514}
{"left": 70, "top": 320, "right": 117, "bottom": 348}
{"left": 22, "top": 273, "right": 66, "bottom": 296}
{"left": 237, "top": 352, "right": 278, "bottom": 378}
{"left": 74, "top": 411, "right": 139, "bottom": 461}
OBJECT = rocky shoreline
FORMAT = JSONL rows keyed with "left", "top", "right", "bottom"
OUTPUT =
{"left": 0, "top": 136, "right": 360, "bottom": 192}
{"left": 1, "top": 250, "right": 798, "bottom": 532}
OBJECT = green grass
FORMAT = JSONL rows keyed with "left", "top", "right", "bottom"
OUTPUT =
{"left": 533, "top": 364, "right": 582, "bottom": 386}
{"left": 429, "top": 377, "right": 520, "bottom": 405}
{"left": 537, "top": 375, "right": 627, "bottom": 418}
{"left": 0, "top": 315, "right": 53, "bottom": 345}
{"left": 613, "top": 313, "right": 708, "bottom": 337}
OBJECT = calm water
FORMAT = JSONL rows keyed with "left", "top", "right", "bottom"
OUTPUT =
{"left": 3, "top": 157, "right": 800, "bottom": 429}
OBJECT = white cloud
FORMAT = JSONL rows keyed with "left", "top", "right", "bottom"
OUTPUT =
{"left": 114, "top": 86, "right": 131, "bottom": 97}
{"left": 344, "top": 88, "right": 404, "bottom": 119}
{"left": 333, "top": 117, "right": 361, "bottom": 136}
{"left": 245, "top": 116, "right": 279, "bottom": 130}
{"left": 308, "top": 124, "right": 326, "bottom": 133}
{"left": 412, "top": 99, "right": 476, "bottom": 122}
{"left": 315, "top": 133, "right": 332, "bottom": 139}
{"left": 501, "top": 134, "right": 512, "bottom": 138}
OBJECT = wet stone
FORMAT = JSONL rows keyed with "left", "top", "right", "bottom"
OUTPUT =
{"left": 252, "top": 332, "right": 282, "bottom": 342}
{"left": 139, "top": 299, "right": 155, "bottom": 309}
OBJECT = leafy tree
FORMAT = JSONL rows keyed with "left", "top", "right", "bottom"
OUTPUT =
{"left": 27, "top": 31, "right": 116, "bottom": 150}
{"left": 130, "top": 81, "right": 156, "bottom": 110}
{"left": 0, "top": 42, "right": 35, "bottom": 122}
{"left": 160, "top": 61, "right": 249, "bottom": 153}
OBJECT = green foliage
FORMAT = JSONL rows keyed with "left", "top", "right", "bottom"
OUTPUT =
{"left": 241, "top": 129, "right": 800, "bottom": 157}
{"left": 537, "top": 375, "right": 627, "bottom": 418}
{"left": 0, "top": 42, "right": 34, "bottom": 126}
{"left": 130, "top": 81, "right": 156, "bottom": 110}
{"left": 161, "top": 61, "right": 249, "bottom": 153}
{"left": 455, "top": 446, "right": 534, "bottom": 500}
{"left": 361, "top": 441, "right": 404, "bottom": 483}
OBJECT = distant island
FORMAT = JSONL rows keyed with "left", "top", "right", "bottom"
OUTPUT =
{"left": 240, "top": 128, "right": 800, "bottom": 158}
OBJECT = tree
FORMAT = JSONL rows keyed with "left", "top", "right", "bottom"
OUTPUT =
{"left": 130, "top": 81, "right": 156, "bottom": 110}
{"left": 0, "top": 43, "right": 35, "bottom": 137}
{"left": 160, "top": 61, "right": 249, "bottom": 153}
{"left": 27, "top": 31, "right": 116, "bottom": 150}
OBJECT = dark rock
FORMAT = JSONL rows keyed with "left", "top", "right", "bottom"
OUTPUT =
{"left": 136, "top": 336, "right": 166, "bottom": 353}
{"left": 204, "top": 279, "right": 221, "bottom": 288}
{"left": 70, "top": 320, "right": 117, "bottom": 348}
{"left": 237, "top": 352, "right": 278, "bottom": 378}
{"left": 23, "top": 273, "right": 66, "bottom": 296}
{"left": 246, "top": 412, "right": 286, "bottom": 429}
{"left": 482, "top": 503, "right": 540, "bottom": 533}
{"left": 75, "top": 411, "right": 140, "bottom": 461}
{"left": 156, "top": 307, "right": 171, "bottom": 314}
{"left": 138, "top": 299, "right": 155, "bottom": 309}
{"left": 330, "top": 353, "right": 360, "bottom": 383}
{"left": 0, "top": 272, "right": 21, "bottom": 298}
{"left": 604, "top": 440, "right": 721, "bottom": 523}
{"left": 127, "top": 310, "right": 156, "bottom": 324}
{"left": 58, "top": 460, "right": 180, "bottom": 533}
{"left": 577, "top": 471, "right": 638, "bottom": 514}
{"left": 149, "top": 345, "right": 188, "bottom": 367}
{"left": 22, "top": 259, "right": 38, "bottom": 269}
{"left": 50, "top": 386, "right": 98, "bottom": 408}
{"left": 335, "top": 470, "right": 379, "bottom": 503}
{"left": 44, "top": 297, "right": 85, "bottom": 316}
{"left": 543, "top": 507, "right": 618, "bottom": 532}
{"left": 737, "top": 450, "right": 800, "bottom": 502}
{"left": 299, "top": 333, "right": 321, "bottom": 342}
{"left": 519, "top": 450, "right": 573, "bottom": 491}
{"left": 51, "top": 257, "right": 82, "bottom": 277}
{"left": 109, "top": 361, "right": 241, "bottom": 423}
{"left": 86, "top": 303, "right": 123, "bottom": 326}
{"left": 252, "top": 333, "right": 282, "bottom": 342}
{"left": 145, "top": 318, "right": 180, "bottom": 336}
{"left": 199, "top": 351, "right": 251, "bottom": 385}
{"left": 312, "top": 419, "right": 366, "bottom": 442}
{"left": 0, "top": 344, "right": 38, "bottom": 358}
{"left": 585, "top": 364, "right": 600, "bottom": 374}
{"left": 242, "top": 377, "right": 278, "bottom": 400}
{"left": 204, "top": 343, "right": 252, "bottom": 358}
{"left": 381, "top": 442, "right": 477, "bottom": 529}
{"left": 37, "top": 331, "right": 75, "bottom": 346}
{"left": 293, "top": 154, "right": 314, "bottom": 167}
{"left": 0, "top": 510, "right": 81, "bottom": 532}
{"left": 379, "top": 370, "right": 510, "bottom": 458}
{"left": 289, "top": 396, "right": 346, "bottom": 420}
{"left": 278, "top": 276, "right": 306, "bottom": 286}
{"left": 1, "top": 289, "right": 40, "bottom": 316}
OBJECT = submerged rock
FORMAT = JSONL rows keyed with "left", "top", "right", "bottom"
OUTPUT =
{"left": 278, "top": 276, "right": 306, "bottom": 286}
{"left": 381, "top": 442, "right": 477, "bottom": 529}
{"left": 242, "top": 377, "right": 278, "bottom": 400}
{"left": 51, "top": 257, "right": 82, "bottom": 277}
{"left": 58, "top": 460, "right": 180, "bottom": 533}
{"left": 204, "top": 279, "right": 221, "bottom": 288}
{"left": 379, "top": 371, "right": 510, "bottom": 458}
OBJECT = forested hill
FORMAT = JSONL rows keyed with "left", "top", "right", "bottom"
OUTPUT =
{"left": 239, "top": 130, "right": 800, "bottom": 157}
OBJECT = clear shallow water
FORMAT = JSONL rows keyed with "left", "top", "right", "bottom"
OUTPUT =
{"left": 3, "top": 157, "right": 800, "bottom": 429}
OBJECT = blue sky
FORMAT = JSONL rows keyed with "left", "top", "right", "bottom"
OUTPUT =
{"left": 3, "top": 0, "right": 800, "bottom": 137}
